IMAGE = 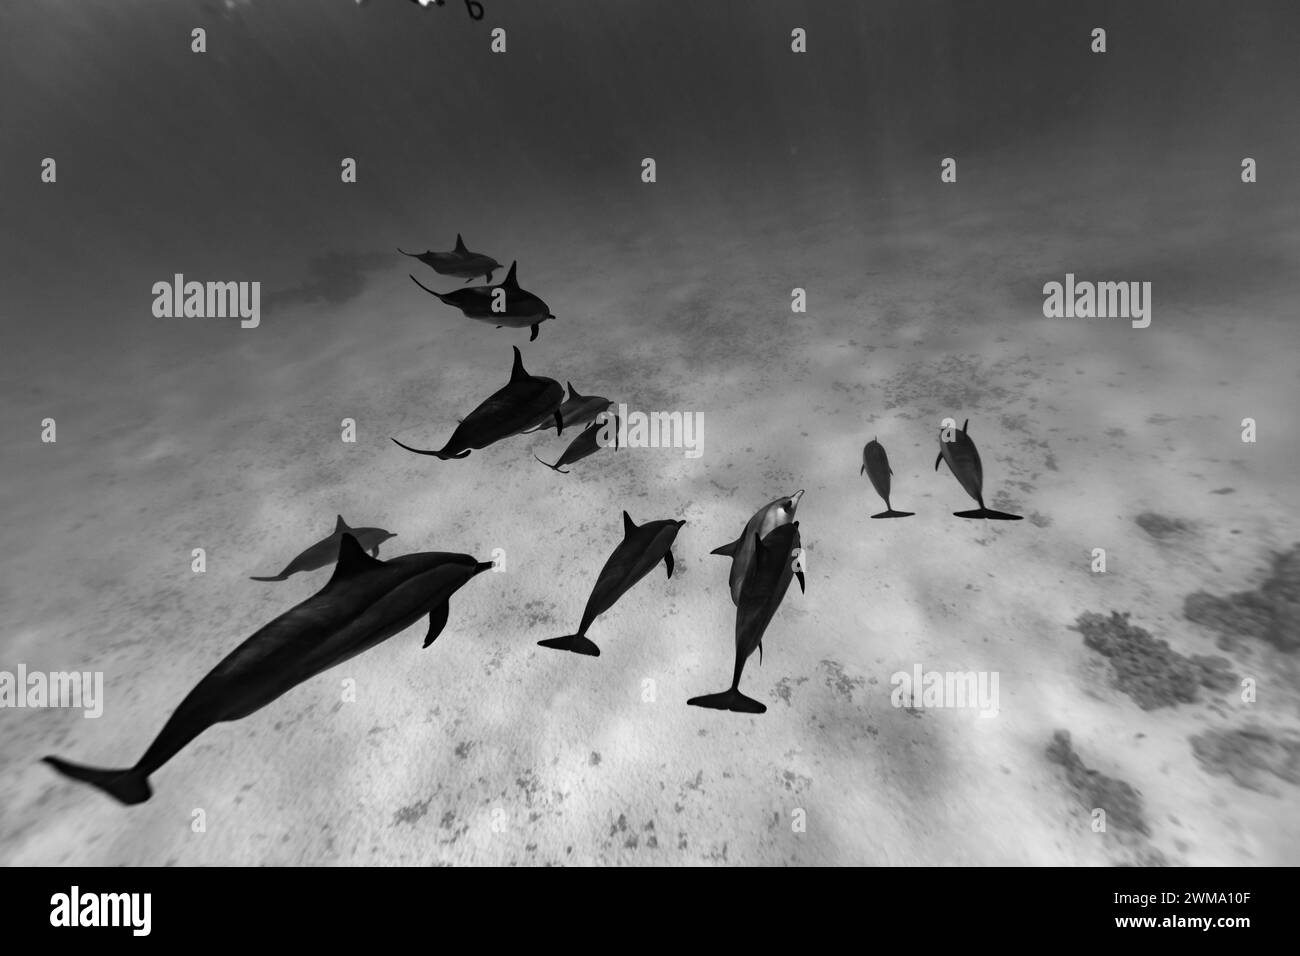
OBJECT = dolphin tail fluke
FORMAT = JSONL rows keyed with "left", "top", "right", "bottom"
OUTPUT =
{"left": 42, "top": 756, "right": 152, "bottom": 806}
{"left": 533, "top": 454, "right": 570, "bottom": 474}
{"left": 248, "top": 572, "right": 290, "bottom": 582}
{"left": 871, "top": 509, "right": 915, "bottom": 519}
{"left": 391, "top": 438, "right": 470, "bottom": 460}
{"left": 686, "top": 688, "right": 767, "bottom": 714}
{"left": 953, "top": 508, "right": 1023, "bottom": 520}
{"left": 408, "top": 273, "right": 448, "bottom": 301}
{"left": 537, "top": 634, "right": 600, "bottom": 657}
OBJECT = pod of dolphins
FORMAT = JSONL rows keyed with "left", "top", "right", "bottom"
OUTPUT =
{"left": 42, "top": 236, "right": 1023, "bottom": 805}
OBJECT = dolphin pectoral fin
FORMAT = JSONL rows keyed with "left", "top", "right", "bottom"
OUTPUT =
{"left": 554, "top": 410, "right": 563, "bottom": 435}
{"left": 686, "top": 689, "right": 767, "bottom": 714}
{"left": 423, "top": 602, "right": 451, "bottom": 648}
{"left": 664, "top": 549, "right": 675, "bottom": 578}
{"left": 758, "top": 642, "right": 763, "bottom": 666}
{"left": 538, "top": 634, "right": 601, "bottom": 656}
{"left": 954, "top": 508, "right": 1024, "bottom": 520}
{"left": 249, "top": 572, "right": 290, "bottom": 582}
{"left": 710, "top": 538, "right": 741, "bottom": 558}
{"left": 934, "top": 451, "right": 944, "bottom": 471}
{"left": 871, "top": 510, "right": 915, "bottom": 518}
{"left": 42, "top": 756, "right": 152, "bottom": 806}
{"left": 530, "top": 323, "right": 539, "bottom": 342}
{"left": 860, "top": 463, "right": 866, "bottom": 475}
{"left": 796, "top": 569, "right": 806, "bottom": 593}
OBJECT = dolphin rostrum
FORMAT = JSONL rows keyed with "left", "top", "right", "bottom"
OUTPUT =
{"left": 43, "top": 534, "right": 494, "bottom": 805}
{"left": 935, "top": 419, "right": 1023, "bottom": 520}
{"left": 535, "top": 415, "right": 619, "bottom": 474}
{"left": 397, "top": 233, "right": 501, "bottom": 283}
{"left": 710, "top": 490, "right": 803, "bottom": 604}
{"left": 538, "top": 511, "right": 685, "bottom": 657}
{"left": 409, "top": 261, "right": 555, "bottom": 342}
{"left": 522, "top": 382, "right": 612, "bottom": 433}
{"left": 688, "top": 522, "right": 805, "bottom": 714}
{"left": 392, "top": 346, "right": 564, "bottom": 460}
{"left": 862, "top": 439, "right": 914, "bottom": 518}
{"left": 250, "top": 515, "right": 396, "bottom": 581}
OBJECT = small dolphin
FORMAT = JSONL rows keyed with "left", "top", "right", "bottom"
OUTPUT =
{"left": 250, "top": 515, "right": 396, "bottom": 581}
{"left": 409, "top": 261, "right": 555, "bottom": 342}
{"left": 935, "top": 419, "right": 1023, "bottom": 520}
{"left": 521, "top": 382, "right": 612, "bottom": 433}
{"left": 392, "top": 346, "right": 564, "bottom": 460}
{"left": 862, "top": 439, "right": 914, "bottom": 518}
{"left": 535, "top": 415, "right": 619, "bottom": 474}
{"left": 397, "top": 233, "right": 501, "bottom": 283}
{"left": 43, "top": 534, "right": 494, "bottom": 805}
{"left": 710, "top": 490, "right": 804, "bottom": 604}
{"left": 539, "top": 511, "right": 685, "bottom": 657}
{"left": 688, "top": 522, "right": 805, "bottom": 714}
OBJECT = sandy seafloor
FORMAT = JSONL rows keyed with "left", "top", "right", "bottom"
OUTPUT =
{"left": 3, "top": 157, "right": 1299, "bottom": 866}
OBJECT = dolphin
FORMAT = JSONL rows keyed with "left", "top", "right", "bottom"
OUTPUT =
{"left": 392, "top": 346, "right": 564, "bottom": 460}
{"left": 710, "top": 490, "right": 804, "bottom": 604}
{"left": 250, "top": 515, "right": 396, "bottom": 581}
{"left": 935, "top": 419, "right": 1023, "bottom": 520}
{"left": 538, "top": 511, "right": 685, "bottom": 657}
{"left": 397, "top": 233, "right": 501, "bottom": 283}
{"left": 42, "top": 534, "right": 494, "bottom": 805}
{"left": 688, "top": 522, "right": 805, "bottom": 714}
{"left": 535, "top": 415, "right": 619, "bottom": 474}
{"left": 521, "top": 382, "right": 612, "bottom": 433}
{"left": 862, "top": 439, "right": 914, "bottom": 518}
{"left": 409, "top": 261, "right": 555, "bottom": 341}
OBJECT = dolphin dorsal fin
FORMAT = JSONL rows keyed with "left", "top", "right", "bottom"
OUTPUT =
{"left": 328, "top": 533, "right": 384, "bottom": 586}
{"left": 334, "top": 514, "right": 349, "bottom": 533}
{"left": 622, "top": 511, "right": 637, "bottom": 536}
{"left": 567, "top": 381, "right": 580, "bottom": 401}
{"left": 503, "top": 261, "right": 519, "bottom": 289}
{"left": 509, "top": 345, "right": 528, "bottom": 383}
{"left": 962, "top": 419, "right": 969, "bottom": 434}
{"left": 454, "top": 234, "right": 467, "bottom": 253}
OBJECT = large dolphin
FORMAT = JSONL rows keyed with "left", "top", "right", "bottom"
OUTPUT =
{"left": 861, "top": 439, "right": 914, "bottom": 518}
{"left": 710, "top": 490, "right": 803, "bottom": 604}
{"left": 43, "top": 534, "right": 494, "bottom": 805}
{"left": 538, "top": 511, "right": 685, "bottom": 657}
{"left": 397, "top": 233, "right": 501, "bottom": 283}
{"left": 521, "top": 382, "right": 612, "bottom": 433}
{"left": 935, "top": 419, "right": 1023, "bottom": 520}
{"left": 688, "top": 522, "right": 805, "bottom": 714}
{"left": 535, "top": 415, "right": 619, "bottom": 474}
{"left": 250, "top": 515, "right": 396, "bottom": 581}
{"left": 410, "top": 261, "right": 555, "bottom": 341}
{"left": 392, "top": 346, "right": 564, "bottom": 460}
